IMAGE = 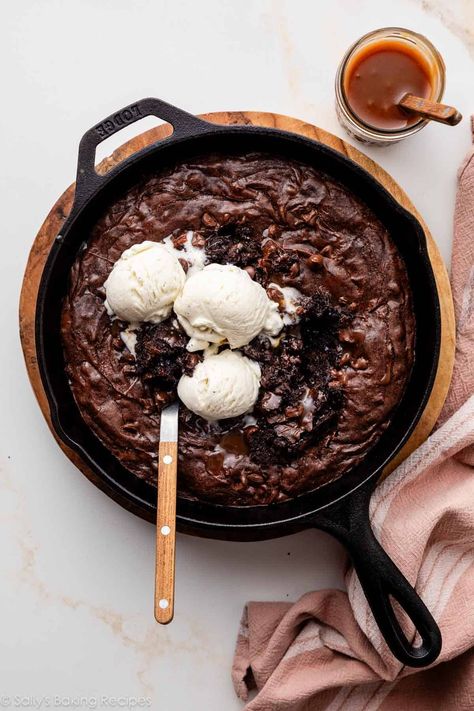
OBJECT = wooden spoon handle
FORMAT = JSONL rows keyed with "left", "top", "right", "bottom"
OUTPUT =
{"left": 399, "top": 93, "right": 462, "bottom": 126}
{"left": 155, "top": 440, "right": 178, "bottom": 624}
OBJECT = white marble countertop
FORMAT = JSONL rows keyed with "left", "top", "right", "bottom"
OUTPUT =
{"left": 2, "top": 1, "right": 473, "bottom": 709}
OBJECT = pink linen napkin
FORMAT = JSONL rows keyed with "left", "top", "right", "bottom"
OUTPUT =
{"left": 232, "top": 120, "right": 474, "bottom": 711}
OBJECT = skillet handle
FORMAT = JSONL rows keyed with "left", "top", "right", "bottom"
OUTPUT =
{"left": 73, "top": 97, "right": 210, "bottom": 213}
{"left": 312, "top": 482, "right": 441, "bottom": 667}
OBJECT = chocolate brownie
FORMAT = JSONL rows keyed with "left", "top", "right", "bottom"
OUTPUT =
{"left": 61, "top": 153, "right": 415, "bottom": 505}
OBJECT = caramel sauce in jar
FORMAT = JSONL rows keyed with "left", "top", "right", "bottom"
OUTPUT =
{"left": 335, "top": 28, "right": 446, "bottom": 144}
{"left": 343, "top": 40, "right": 433, "bottom": 130}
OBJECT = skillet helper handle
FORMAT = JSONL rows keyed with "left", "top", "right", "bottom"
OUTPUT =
{"left": 155, "top": 440, "right": 178, "bottom": 624}
{"left": 74, "top": 97, "right": 209, "bottom": 211}
{"left": 313, "top": 484, "right": 442, "bottom": 667}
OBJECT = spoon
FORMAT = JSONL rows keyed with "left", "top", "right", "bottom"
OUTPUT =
{"left": 155, "top": 400, "right": 179, "bottom": 624}
{"left": 398, "top": 93, "right": 462, "bottom": 126}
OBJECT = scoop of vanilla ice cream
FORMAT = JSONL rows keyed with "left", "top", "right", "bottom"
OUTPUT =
{"left": 173, "top": 264, "right": 283, "bottom": 351}
{"left": 177, "top": 349, "right": 261, "bottom": 420}
{"left": 104, "top": 241, "right": 186, "bottom": 324}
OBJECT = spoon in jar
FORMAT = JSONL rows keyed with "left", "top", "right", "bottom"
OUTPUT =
{"left": 154, "top": 400, "right": 179, "bottom": 624}
{"left": 398, "top": 94, "right": 462, "bottom": 126}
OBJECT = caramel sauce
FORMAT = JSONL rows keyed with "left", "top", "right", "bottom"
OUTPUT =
{"left": 205, "top": 431, "right": 248, "bottom": 476}
{"left": 206, "top": 451, "right": 225, "bottom": 475}
{"left": 219, "top": 430, "right": 249, "bottom": 455}
{"left": 343, "top": 39, "right": 433, "bottom": 130}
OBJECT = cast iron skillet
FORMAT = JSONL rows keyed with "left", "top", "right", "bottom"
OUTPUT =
{"left": 36, "top": 98, "right": 442, "bottom": 667}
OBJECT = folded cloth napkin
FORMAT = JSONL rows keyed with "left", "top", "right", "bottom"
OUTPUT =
{"left": 233, "top": 119, "right": 474, "bottom": 711}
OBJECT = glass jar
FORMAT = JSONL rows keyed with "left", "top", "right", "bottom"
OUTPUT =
{"left": 335, "top": 27, "right": 446, "bottom": 145}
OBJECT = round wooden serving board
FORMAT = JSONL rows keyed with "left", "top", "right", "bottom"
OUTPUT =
{"left": 19, "top": 111, "right": 456, "bottom": 515}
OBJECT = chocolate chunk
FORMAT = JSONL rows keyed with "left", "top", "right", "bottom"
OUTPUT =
{"left": 258, "top": 239, "right": 300, "bottom": 277}
{"left": 171, "top": 232, "right": 188, "bottom": 249}
{"left": 307, "top": 253, "right": 324, "bottom": 270}
{"left": 191, "top": 232, "right": 206, "bottom": 248}
{"left": 260, "top": 392, "right": 283, "bottom": 412}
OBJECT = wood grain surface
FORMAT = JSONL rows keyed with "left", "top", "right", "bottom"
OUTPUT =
{"left": 155, "top": 440, "right": 178, "bottom": 624}
{"left": 19, "top": 111, "right": 456, "bottom": 517}
{"left": 399, "top": 94, "right": 463, "bottom": 126}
